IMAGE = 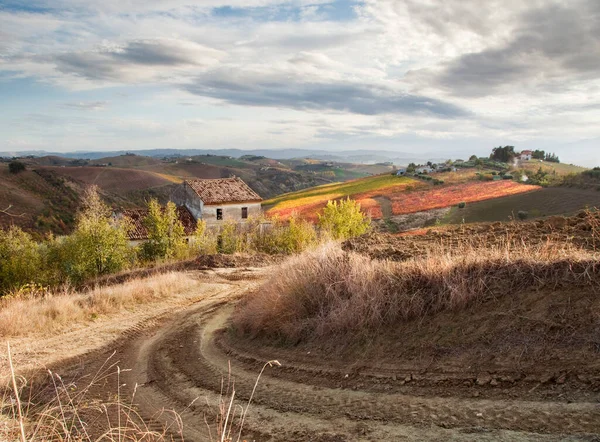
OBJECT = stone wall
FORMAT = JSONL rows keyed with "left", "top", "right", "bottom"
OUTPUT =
{"left": 203, "top": 202, "right": 261, "bottom": 223}
{"left": 170, "top": 183, "right": 204, "bottom": 220}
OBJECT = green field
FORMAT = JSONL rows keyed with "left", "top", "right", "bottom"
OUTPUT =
{"left": 443, "top": 187, "right": 600, "bottom": 224}
{"left": 264, "top": 174, "right": 415, "bottom": 207}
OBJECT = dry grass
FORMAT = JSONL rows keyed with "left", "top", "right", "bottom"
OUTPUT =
{"left": 0, "top": 272, "right": 201, "bottom": 337}
{"left": 232, "top": 240, "right": 600, "bottom": 343}
{"left": 1, "top": 348, "right": 182, "bottom": 442}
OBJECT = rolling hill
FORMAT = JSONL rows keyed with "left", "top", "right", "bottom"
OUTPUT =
{"left": 519, "top": 159, "right": 587, "bottom": 176}
{"left": 265, "top": 171, "right": 539, "bottom": 222}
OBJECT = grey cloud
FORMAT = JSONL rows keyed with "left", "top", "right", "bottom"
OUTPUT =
{"left": 183, "top": 73, "right": 469, "bottom": 117}
{"left": 51, "top": 39, "right": 224, "bottom": 81}
{"left": 430, "top": 0, "right": 600, "bottom": 96}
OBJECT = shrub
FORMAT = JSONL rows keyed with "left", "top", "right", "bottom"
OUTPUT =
{"left": 270, "top": 215, "right": 317, "bottom": 254}
{"left": 0, "top": 226, "right": 44, "bottom": 294}
{"left": 8, "top": 161, "right": 26, "bottom": 174}
{"left": 51, "top": 186, "right": 133, "bottom": 284}
{"left": 318, "top": 198, "right": 370, "bottom": 240}
{"left": 503, "top": 174, "right": 514, "bottom": 180}
{"left": 218, "top": 219, "right": 246, "bottom": 254}
{"left": 141, "top": 200, "right": 187, "bottom": 260}
{"left": 191, "top": 219, "right": 219, "bottom": 255}
{"left": 458, "top": 201, "right": 466, "bottom": 209}
{"left": 517, "top": 210, "right": 529, "bottom": 220}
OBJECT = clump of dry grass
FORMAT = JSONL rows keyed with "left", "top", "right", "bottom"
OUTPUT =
{"left": 232, "top": 240, "right": 600, "bottom": 343}
{"left": 2, "top": 347, "right": 181, "bottom": 442}
{"left": 0, "top": 272, "right": 200, "bottom": 337}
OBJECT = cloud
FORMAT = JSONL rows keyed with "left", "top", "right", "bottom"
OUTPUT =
{"left": 183, "top": 70, "right": 468, "bottom": 117}
{"left": 61, "top": 100, "right": 108, "bottom": 110}
{"left": 425, "top": 0, "right": 600, "bottom": 96}
{"left": 50, "top": 39, "right": 225, "bottom": 82}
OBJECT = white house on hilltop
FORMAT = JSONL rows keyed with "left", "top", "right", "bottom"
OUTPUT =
{"left": 519, "top": 150, "right": 533, "bottom": 161}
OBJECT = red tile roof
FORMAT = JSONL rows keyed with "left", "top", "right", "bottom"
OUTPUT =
{"left": 120, "top": 206, "right": 196, "bottom": 241}
{"left": 185, "top": 177, "right": 262, "bottom": 205}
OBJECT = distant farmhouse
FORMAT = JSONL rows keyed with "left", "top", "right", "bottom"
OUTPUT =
{"left": 170, "top": 177, "right": 262, "bottom": 223}
{"left": 518, "top": 150, "right": 533, "bottom": 161}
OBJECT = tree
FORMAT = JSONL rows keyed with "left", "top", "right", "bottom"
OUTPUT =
{"left": 0, "top": 226, "right": 43, "bottom": 294}
{"left": 490, "top": 146, "right": 516, "bottom": 163}
{"left": 318, "top": 198, "right": 370, "bottom": 240}
{"left": 142, "top": 199, "right": 186, "bottom": 260}
{"left": 532, "top": 150, "right": 545, "bottom": 160}
{"left": 406, "top": 163, "right": 417, "bottom": 173}
{"left": 52, "top": 186, "right": 132, "bottom": 283}
{"left": 545, "top": 152, "right": 560, "bottom": 163}
{"left": 8, "top": 161, "right": 26, "bottom": 174}
{"left": 469, "top": 155, "right": 478, "bottom": 162}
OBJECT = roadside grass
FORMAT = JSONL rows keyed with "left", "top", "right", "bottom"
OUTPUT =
{"left": 232, "top": 238, "right": 600, "bottom": 343}
{"left": 1, "top": 348, "right": 182, "bottom": 442}
{"left": 2, "top": 347, "right": 276, "bottom": 442}
{"left": 0, "top": 272, "right": 201, "bottom": 337}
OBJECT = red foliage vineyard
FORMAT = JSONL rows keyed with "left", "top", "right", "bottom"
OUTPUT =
{"left": 389, "top": 181, "right": 540, "bottom": 216}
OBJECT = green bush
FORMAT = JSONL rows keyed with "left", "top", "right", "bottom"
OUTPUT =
{"left": 218, "top": 219, "right": 246, "bottom": 254}
{"left": 318, "top": 198, "right": 370, "bottom": 240}
{"left": 141, "top": 200, "right": 187, "bottom": 260}
{"left": 0, "top": 226, "right": 44, "bottom": 294}
{"left": 191, "top": 219, "right": 219, "bottom": 255}
{"left": 8, "top": 161, "right": 26, "bottom": 174}
{"left": 517, "top": 210, "right": 529, "bottom": 220}
{"left": 458, "top": 201, "right": 466, "bottom": 209}
{"left": 258, "top": 215, "right": 317, "bottom": 254}
{"left": 51, "top": 187, "right": 133, "bottom": 284}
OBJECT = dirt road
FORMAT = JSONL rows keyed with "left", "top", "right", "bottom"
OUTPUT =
{"left": 46, "top": 267, "right": 600, "bottom": 442}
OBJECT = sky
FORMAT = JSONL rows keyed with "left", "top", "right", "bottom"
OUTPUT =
{"left": 0, "top": 0, "right": 599, "bottom": 165}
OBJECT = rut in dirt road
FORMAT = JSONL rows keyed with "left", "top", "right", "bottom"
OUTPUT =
{"left": 107, "top": 281, "right": 600, "bottom": 442}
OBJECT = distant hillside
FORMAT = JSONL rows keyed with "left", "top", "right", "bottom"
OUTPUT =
{"left": 443, "top": 187, "right": 600, "bottom": 224}
{"left": 41, "top": 166, "right": 181, "bottom": 193}
{"left": 519, "top": 160, "right": 587, "bottom": 176}
{"left": 89, "top": 155, "right": 163, "bottom": 168}
{"left": 1, "top": 153, "right": 395, "bottom": 235}
{"left": 0, "top": 164, "right": 85, "bottom": 235}
{"left": 266, "top": 169, "right": 539, "bottom": 223}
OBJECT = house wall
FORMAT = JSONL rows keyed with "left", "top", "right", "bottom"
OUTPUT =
{"left": 170, "top": 183, "right": 204, "bottom": 220}
{"left": 203, "top": 202, "right": 261, "bottom": 223}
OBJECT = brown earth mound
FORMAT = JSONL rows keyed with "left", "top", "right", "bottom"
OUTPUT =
{"left": 343, "top": 211, "right": 600, "bottom": 261}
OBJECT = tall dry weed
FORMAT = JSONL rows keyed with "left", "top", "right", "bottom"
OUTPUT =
{"left": 232, "top": 240, "right": 600, "bottom": 342}
{"left": 0, "top": 272, "right": 200, "bottom": 337}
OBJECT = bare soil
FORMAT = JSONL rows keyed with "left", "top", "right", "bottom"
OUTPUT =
{"left": 5, "top": 215, "right": 600, "bottom": 441}
{"left": 344, "top": 210, "right": 600, "bottom": 261}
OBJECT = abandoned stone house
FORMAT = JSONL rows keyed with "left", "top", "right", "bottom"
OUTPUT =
{"left": 170, "top": 177, "right": 262, "bottom": 223}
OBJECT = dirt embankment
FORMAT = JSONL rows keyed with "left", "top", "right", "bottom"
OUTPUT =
{"left": 345, "top": 211, "right": 600, "bottom": 261}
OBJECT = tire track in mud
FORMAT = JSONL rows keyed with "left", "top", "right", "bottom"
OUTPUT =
{"left": 116, "top": 296, "right": 600, "bottom": 442}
